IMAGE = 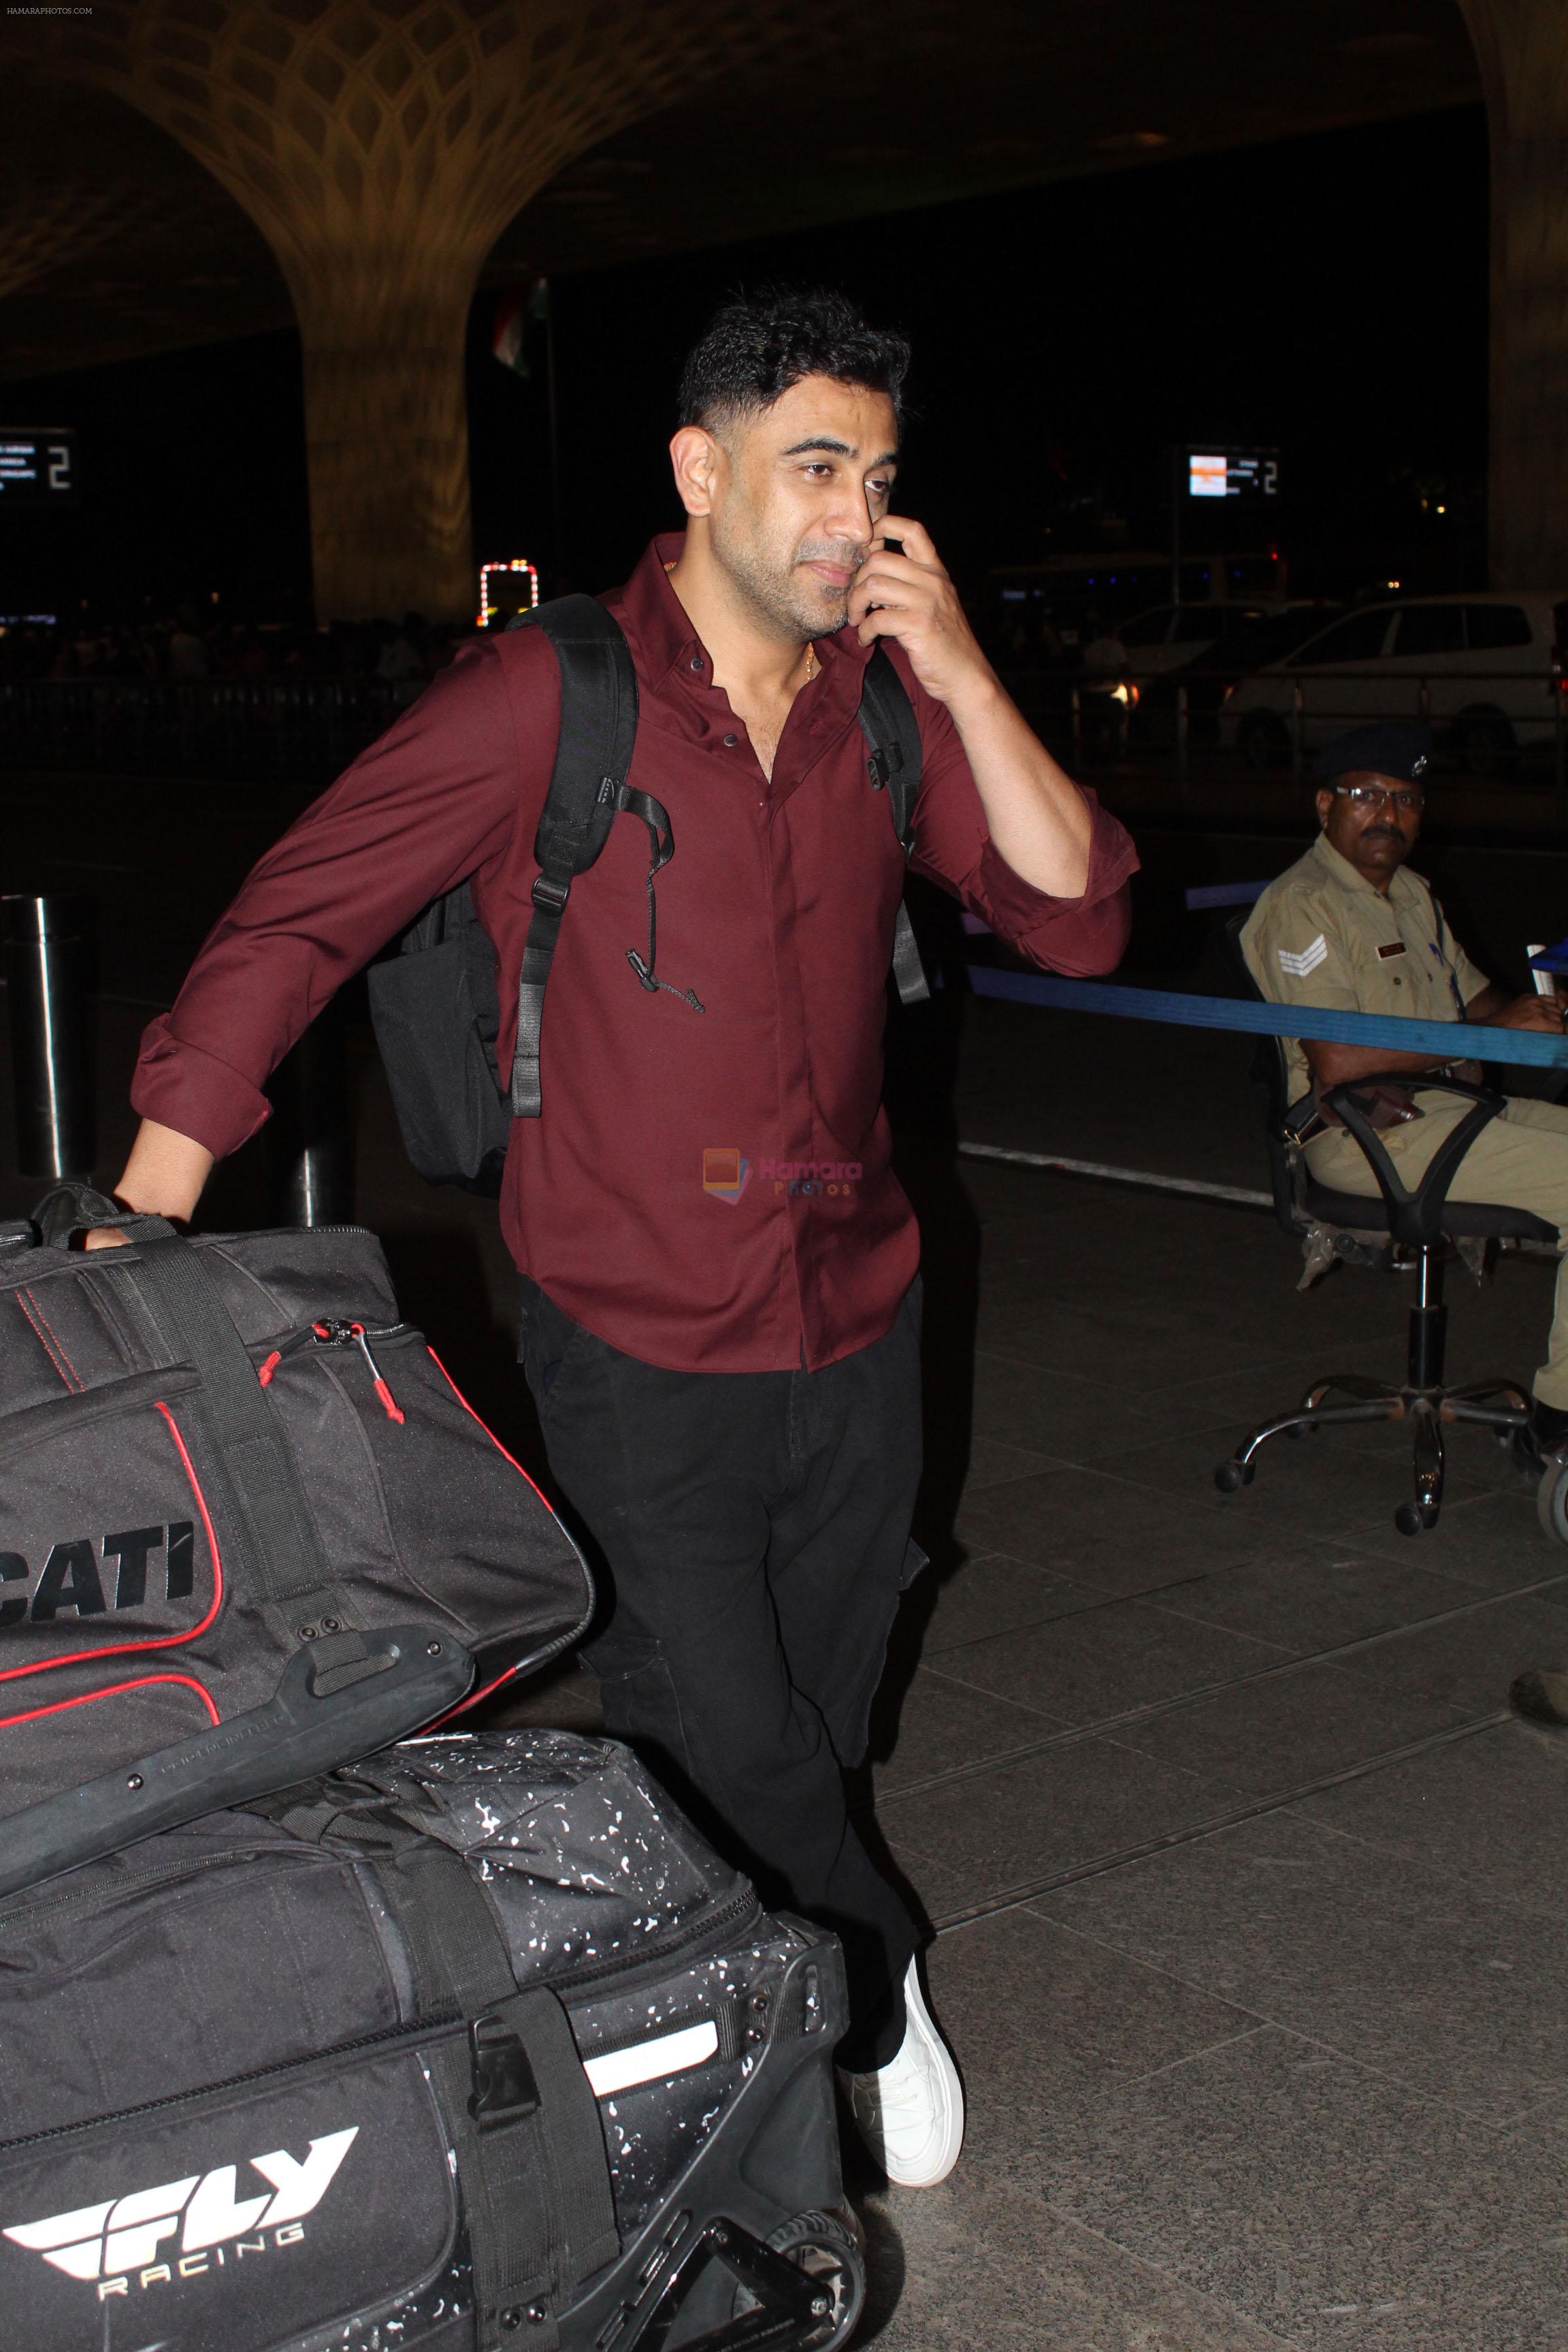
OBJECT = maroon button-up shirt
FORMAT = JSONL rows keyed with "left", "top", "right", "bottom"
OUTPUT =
{"left": 134, "top": 536, "right": 1137, "bottom": 1372}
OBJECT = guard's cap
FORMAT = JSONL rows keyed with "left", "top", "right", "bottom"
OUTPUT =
{"left": 1311, "top": 721, "right": 1432, "bottom": 785}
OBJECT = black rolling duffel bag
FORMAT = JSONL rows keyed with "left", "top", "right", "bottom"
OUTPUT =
{"left": 0, "top": 1183, "right": 593, "bottom": 1900}
{"left": 0, "top": 1728, "right": 864, "bottom": 2352}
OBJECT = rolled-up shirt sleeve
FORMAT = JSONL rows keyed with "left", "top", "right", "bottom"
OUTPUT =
{"left": 899, "top": 665, "right": 1138, "bottom": 974}
{"left": 131, "top": 634, "right": 542, "bottom": 1159}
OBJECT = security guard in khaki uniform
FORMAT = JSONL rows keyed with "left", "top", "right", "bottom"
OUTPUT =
{"left": 1243, "top": 722, "right": 1568, "bottom": 1462}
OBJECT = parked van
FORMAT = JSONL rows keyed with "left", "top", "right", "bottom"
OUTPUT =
{"left": 1220, "top": 593, "right": 1568, "bottom": 772}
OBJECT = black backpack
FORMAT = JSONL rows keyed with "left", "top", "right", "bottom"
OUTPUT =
{"left": 368, "top": 595, "right": 929, "bottom": 1193}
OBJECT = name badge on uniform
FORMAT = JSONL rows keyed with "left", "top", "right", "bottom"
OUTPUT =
{"left": 1377, "top": 942, "right": 1407, "bottom": 961}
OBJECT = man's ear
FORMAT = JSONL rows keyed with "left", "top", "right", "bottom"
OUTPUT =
{"left": 1315, "top": 787, "right": 1333, "bottom": 830}
{"left": 670, "top": 425, "right": 722, "bottom": 519}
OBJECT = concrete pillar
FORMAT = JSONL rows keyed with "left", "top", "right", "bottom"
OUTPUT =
{"left": 1459, "top": 0, "right": 1568, "bottom": 589}
{"left": 60, "top": 3, "right": 735, "bottom": 621}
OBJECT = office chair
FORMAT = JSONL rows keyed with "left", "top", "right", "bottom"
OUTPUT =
{"left": 1215, "top": 911, "right": 1555, "bottom": 1535}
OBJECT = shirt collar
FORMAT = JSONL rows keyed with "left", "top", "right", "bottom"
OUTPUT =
{"left": 613, "top": 532, "right": 873, "bottom": 697}
{"left": 1308, "top": 830, "right": 1419, "bottom": 906}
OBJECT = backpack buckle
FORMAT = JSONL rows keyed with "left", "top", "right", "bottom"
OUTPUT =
{"left": 531, "top": 872, "right": 570, "bottom": 913}
{"left": 468, "top": 2014, "right": 540, "bottom": 2133}
{"left": 866, "top": 745, "right": 902, "bottom": 789}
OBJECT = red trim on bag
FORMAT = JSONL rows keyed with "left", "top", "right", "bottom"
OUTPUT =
{"left": 0, "top": 1674, "right": 220, "bottom": 1731}
{"left": 0, "top": 1670, "right": 219, "bottom": 1733}
{"left": 423, "top": 1658, "right": 523, "bottom": 1732}
{"left": 423, "top": 1346, "right": 553, "bottom": 1507}
{"left": 22, "top": 1288, "right": 84, "bottom": 1390}
{"left": 0, "top": 1399, "right": 225, "bottom": 1688}
{"left": 14, "top": 1289, "right": 80, "bottom": 1392}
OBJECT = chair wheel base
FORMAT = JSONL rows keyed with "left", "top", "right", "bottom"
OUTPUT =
{"left": 1214, "top": 1459, "right": 1254, "bottom": 1494}
{"left": 1393, "top": 1501, "right": 1438, "bottom": 1537}
{"left": 1537, "top": 1458, "right": 1568, "bottom": 1548}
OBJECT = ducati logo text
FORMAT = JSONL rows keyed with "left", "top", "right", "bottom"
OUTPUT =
{"left": 3, "top": 2126, "right": 357, "bottom": 2300}
{"left": 0, "top": 1520, "right": 195, "bottom": 1629}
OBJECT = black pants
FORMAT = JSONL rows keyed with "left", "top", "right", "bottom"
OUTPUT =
{"left": 517, "top": 1275, "right": 925, "bottom": 2070}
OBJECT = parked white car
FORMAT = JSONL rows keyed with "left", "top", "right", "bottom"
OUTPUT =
{"left": 1116, "top": 600, "right": 1273, "bottom": 680}
{"left": 1220, "top": 592, "right": 1568, "bottom": 772}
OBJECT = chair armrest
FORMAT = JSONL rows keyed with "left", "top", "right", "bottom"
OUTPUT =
{"left": 1320, "top": 1071, "right": 1508, "bottom": 1249}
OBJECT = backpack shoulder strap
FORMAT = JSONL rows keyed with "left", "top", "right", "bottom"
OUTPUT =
{"left": 855, "top": 643, "right": 930, "bottom": 1004}
{"left": 506, "top": 595, "right": 638, "bottom": 1116}
{"left": 856, "top": 642, "right": 922, "bottom": 850}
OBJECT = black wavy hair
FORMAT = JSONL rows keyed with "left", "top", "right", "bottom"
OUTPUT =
{"left": 676, "top": 285, "right": 911, "bottom": 433}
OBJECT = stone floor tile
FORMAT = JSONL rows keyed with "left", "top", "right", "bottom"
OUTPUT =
{"left": 920, "top": 1550, "right": 1109, "bottom": 1653}
{"left": 926, "top": 1598, "right": 1292, "bottom": 1723}
{"left": 1289, "top": 1715, "right": 1568, "bottom": 1924}
{"left": 1002, "top": 2021, "right": 1568, "bottom": 2351}
{"left": 875, "top": 1737, "right": 1222, "bottom": 1918}
{"left": 927, "top": 1906, "right": 1262, "bottom": 2121}
{"left": 968, "top": 1348, "right": 1166, "bottom": 1463}
{"left": 858, "top": 2171, "right": 1298, "bottom": 2351}
{"left": 1033, "top": 1806, "right": 1568, "bottom": 2127}
{"left": 1326, "top": 1589, "right": 1568, "bottom": 1716}
{"left": 1144, "top": 1546, "right": 1499, "bottom": 1655}
{"left": 955, "top": 1462, "right": 1277, "bottom": 1597}
{"left": 958, "top": 1432, "right": 1062, "bottom": 1491}
{"left": 868, "top": 1663, "right": 1061, "bottom": 1794}
{"left": 1106, "top": 1658, "right": 1471, "bottom": 1799}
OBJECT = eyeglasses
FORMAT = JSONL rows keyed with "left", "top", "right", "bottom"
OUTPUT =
{"left": 1330, "top": 782, "right": 1424, "bottom": 813}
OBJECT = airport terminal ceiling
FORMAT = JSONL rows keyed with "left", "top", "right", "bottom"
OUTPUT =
{"left": 0, "top": 0, "right": 1479, "bottom": 386}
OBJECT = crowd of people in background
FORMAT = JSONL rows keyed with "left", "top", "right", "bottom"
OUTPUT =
{"left": 0, "top": 604, "right": 472, "bottom": 689}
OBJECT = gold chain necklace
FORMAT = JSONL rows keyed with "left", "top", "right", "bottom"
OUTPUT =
{"left": 664, "top": 561, "right": 819, "bottom": 685}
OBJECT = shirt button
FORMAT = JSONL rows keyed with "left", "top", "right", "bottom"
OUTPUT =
{"left": 689, "top": 654, "right": 704, "bottom": 672}
{"left": 723, "top": 732, "right": 738, "bottom": 747}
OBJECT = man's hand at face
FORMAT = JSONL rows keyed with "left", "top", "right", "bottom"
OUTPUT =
{"left": 847, "top": 518, "right": 996, "bottom": 711}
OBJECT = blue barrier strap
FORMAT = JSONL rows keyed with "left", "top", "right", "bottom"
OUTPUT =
{"left": 1530, "top": 934, "right": 1568, "bottom": 976}
{"left": 962, "top": 964, "right": 1568, "bottom": 1066}
{"left": 1183, "top": 881, "right": 1271, "bottom": 911}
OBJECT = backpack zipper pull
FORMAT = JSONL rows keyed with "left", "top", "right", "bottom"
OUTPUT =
{"left": 350, "top": 1322, "right": 404, "bottom": 1424}
{"left": 310, "top": 1320, "right": 405, "bottom": 1422}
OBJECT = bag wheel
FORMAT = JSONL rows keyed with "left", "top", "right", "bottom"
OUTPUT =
{"left": 730, "top": 2208, "right": 866, "bottom": 2351}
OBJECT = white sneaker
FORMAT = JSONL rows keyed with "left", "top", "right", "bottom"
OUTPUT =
{"left": 837, "top": 1956, "right": 964, "bottom": 2187}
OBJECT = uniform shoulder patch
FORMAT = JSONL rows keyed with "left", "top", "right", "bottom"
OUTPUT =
{"left": 1277, "top": 934, "right": 1328, "bottom": 977}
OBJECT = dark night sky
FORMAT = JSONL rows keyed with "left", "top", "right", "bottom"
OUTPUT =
{"left": 0, "top": 104, "right": 1489, "bottom": 622}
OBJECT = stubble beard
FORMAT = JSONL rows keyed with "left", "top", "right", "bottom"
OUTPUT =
{"left": 710, "top": 506, "right": 865, "bottom": 645}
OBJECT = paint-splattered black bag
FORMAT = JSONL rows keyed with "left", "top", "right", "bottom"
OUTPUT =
{"left": 0, "top": 1729, "right": 863, "bottom": 2351}
{"left": 0, "top": 1183, "right": 593, "bottom": 1898}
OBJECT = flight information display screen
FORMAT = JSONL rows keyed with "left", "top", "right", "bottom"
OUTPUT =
{"left": 1188, "top": 448, "right": 1278, "bottom": 500}
{"left": 0, "top": 430, "right": 78, "bottom": 504}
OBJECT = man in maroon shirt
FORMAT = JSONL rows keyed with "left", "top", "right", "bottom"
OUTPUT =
{"left": 103, "top": 289, "right": 1137, "bottom": 2188}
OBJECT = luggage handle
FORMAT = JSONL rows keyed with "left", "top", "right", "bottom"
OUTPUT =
{"left": 31, "top": 1179, "right": 177, "bottom": 1248}
{"left": 0, "top": 1624, "right": 475, "bottom": 1905}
